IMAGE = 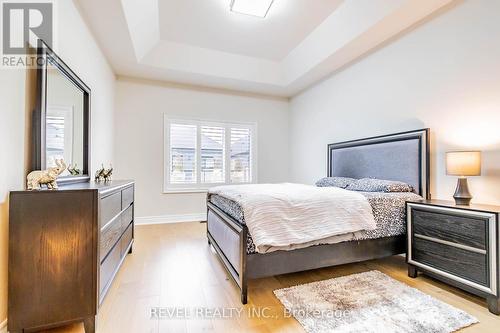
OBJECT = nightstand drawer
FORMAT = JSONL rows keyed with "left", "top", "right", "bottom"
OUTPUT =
{"left": 412, "top": 237, "right": 488, "bottom": 286}
{"left": 412, "top": 207, "right": 487, "bottom": 250}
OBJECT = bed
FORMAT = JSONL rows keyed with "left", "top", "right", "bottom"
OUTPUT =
{"left": 206, "top": 129, "right": 430, "bottom": 304}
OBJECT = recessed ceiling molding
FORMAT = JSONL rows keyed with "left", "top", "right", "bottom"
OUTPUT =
{"left": 230, "top": 0, "right": 274, "bottom": 18}
{"left": 283, "top": 0, "right": 410, "bottom": 84}
{"left": 284, "top": 0, "right": 457, "bottom": 92}
{"left": 79, "top": 0, "right": 458, "bottom": 97}
{"left": 121, "top": 0, "right": 160, "bottom": 61}
{"left": 142, "top": 40, "right": 283, "bottom": 84}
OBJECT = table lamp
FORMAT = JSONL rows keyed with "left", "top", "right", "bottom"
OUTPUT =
{"left": 446, "top": 151, "right": 481, "bottom": 205}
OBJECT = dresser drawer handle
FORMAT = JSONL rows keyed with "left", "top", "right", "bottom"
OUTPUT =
{"left": 414, "top": 233, "right": 487, "bottom": 255}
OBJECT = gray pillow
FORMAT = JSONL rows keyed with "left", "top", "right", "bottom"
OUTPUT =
{"left": 346, "top": 178, "right": 414, "bottom": 193}
{"left": 315, "top": 177, "right": 357, "bottom": 189}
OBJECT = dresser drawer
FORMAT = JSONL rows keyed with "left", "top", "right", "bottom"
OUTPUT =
{"left": 101, "top": 191, "right": 121, "bottom": 227}
{"left": 100, "top": 241, "right": 121, "bottom": 295}
{"left": 412, "top": 237, "right": 488, "bottom": 286}
{"left": 121, "top": 223, "right": 133, "bottom": 256}
{"left": 100, "top": 216, "right": 122, "bottom": 262}
{"left": 121, "top": 205, "right": 133, "bottom": 231}
{"left": 412, "top": 207, "right": 487, "bottom": 250}
{"left": 122, "top": 186, "right": 134, "bottom": 209}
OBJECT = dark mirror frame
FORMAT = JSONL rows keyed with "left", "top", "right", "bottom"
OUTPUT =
{"left": 33, "top": 39, "right": 91, "bottom": 185}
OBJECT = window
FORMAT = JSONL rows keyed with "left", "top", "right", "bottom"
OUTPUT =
{"left": 201, "top": 125, "right": 225, "bottom": 183}
{"left": 169, "top": 123, "right": 197, "bottom": 184}
{"left": 164, "top": 117, "right": 256, "bottom": 191}
{"left": 230, "top": 128, "right": 251, "bottom": 183}
{"left": 46, "top": 105, "right": 74, "bottom": 170}
{"left": 46, "top": 115, "right": 66, "bottom": 162}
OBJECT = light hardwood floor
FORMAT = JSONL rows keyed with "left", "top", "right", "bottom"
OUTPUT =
{"left": 46, "top": 222, "right": 500, "bottom": 333}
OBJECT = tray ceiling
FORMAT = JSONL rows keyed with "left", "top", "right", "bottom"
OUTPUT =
{"left": 76, "top": 0, "right": 456, "bottom": 97}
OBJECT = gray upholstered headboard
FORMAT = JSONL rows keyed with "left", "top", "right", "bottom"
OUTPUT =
{"left": 328, "top": 129, "right": 430, "bottom": 199}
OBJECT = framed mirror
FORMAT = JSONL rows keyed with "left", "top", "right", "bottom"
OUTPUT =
{"left": 33, "top": 40, "right": 91, "bottom": 184}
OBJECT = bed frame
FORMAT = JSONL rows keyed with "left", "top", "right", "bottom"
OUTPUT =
{"left": 207, "top": 129, "right": 430, "bottom": 304}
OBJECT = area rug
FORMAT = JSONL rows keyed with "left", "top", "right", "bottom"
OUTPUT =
{"left": 274, "top": 270, "right": 478, "bottom": 333}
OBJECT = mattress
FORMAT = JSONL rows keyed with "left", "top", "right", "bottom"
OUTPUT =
{"left": 209, "top": 191, "right": 422, "bottom": 254}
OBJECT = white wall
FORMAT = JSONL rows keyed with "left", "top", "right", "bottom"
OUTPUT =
{"left": 0, "top": 0, "right": 116, "bottom": 327}
{"left": 0, "top": 69, "right": 26, "bottom": 333}
{"left": 57, "top": 2, "right": 116, "bottom": 172}
{"left": 114, "top": 78, "right": 289, "bottom": 220}
{"left": 289, "top": 0, "right": 500, "bottom": 205}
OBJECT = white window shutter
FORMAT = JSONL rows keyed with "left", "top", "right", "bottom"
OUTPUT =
{"left": 200, "top": 126, "right": 225, "bottom": 183}
{"left": 169, "top": 123, "right": 197, "bottom": 184}
{"left": 230, "top": 127, "right": 252, "bottom": 183}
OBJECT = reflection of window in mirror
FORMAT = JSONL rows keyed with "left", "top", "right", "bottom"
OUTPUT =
{"left": 46, "top": 106, "right": 73, "bottom": 173}
{"left": 46, "top": 64, "right": 85, "bottom": 177}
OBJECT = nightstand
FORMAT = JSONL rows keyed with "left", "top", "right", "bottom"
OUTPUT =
{"left": 406, "top": 200, "right": 500, "bottom": 315}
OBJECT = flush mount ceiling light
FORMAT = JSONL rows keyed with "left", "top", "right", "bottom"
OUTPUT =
{"left": 230, "top": 0, "right": 274, "bottom": 18}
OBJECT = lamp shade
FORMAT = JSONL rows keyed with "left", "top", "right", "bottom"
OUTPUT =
{"left": 446, "top": 151, "right": 481, "bottom": 176}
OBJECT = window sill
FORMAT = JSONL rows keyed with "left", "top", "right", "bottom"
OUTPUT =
{"left": 163, "top": 189, "right": 209, "bottom": 194}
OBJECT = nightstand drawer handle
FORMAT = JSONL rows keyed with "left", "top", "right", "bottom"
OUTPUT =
{"left": 414, "top": 234, "right": 487, "bottom": 255}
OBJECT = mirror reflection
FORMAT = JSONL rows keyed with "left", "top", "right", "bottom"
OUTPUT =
{"left": 45, "top": 62, "right": 85, "bottom": 177}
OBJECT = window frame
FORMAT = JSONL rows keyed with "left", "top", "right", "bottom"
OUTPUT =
{"left": 163, "top": 116, "right": 258, "bottom": 193}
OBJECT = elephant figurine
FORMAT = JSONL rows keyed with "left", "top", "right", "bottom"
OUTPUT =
{"left": 95, "top": 164, "right": 105, "bottom": 182}
{"left": 26, "top": 159, "right": 67, "bottom": 190}
{"left": 102, "top": 165, "right": 113, "bottom": 182}
{"left": 67, "top": 163, "right": 81, "bottom": 176}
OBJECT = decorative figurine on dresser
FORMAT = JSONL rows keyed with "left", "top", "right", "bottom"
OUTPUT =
{"left": 95, "top": 164, "right": 114, "bottom": 182}
{"left": 67, "top": 163, "right": 82, "bottom": 176}
{"left": 406, "top": 200, "right": 500, "bottom": 315}
{"left": 26, "top": 159, "right": 66, "bottom": 190}
{"left": 8, "top": 40, "right": 134, "bottom": 333}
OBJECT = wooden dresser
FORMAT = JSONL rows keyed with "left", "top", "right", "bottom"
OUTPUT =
{"left": 407, "top": 200, "right": 500, "bottom": 314}
{"left": 8, "top": 180, "right": 135, "bottom": 333}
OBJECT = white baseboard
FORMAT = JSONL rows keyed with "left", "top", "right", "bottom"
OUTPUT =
{"left": 0, "top": 318, "right": 7, "bottom": 333}
{"left": 135, "top": 213, "right": 206, "bottom": 225}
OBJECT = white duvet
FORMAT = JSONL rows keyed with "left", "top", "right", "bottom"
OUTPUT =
{"left": 209, "top": 183, "right": 376, "bottom": 253}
